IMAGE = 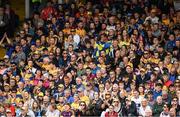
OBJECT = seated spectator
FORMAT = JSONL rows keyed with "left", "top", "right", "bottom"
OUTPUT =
{"left": 153, "top": 96, "right": 164, "bottom": 116}
{"left": 104, "top": 105, "right": 118, "bottom": 117}
{"left": 160, "top": 104, "right": 170, "bottom": 117}
{"left": 45, "top": 103, "right": 60, "bottom": 117}
{"left": 139, "top": 98, "right": 151, "bottom": 116}
{"left": 122, "top": 97, "right": 138, "bottom": 116}
{"left": 0, "top": 0, "right": 179, "bottom": 116}
{"left": 61, "top": 103, "right": 74, "bottom": 117}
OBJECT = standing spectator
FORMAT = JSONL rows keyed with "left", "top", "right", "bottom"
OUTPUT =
{"left": 0, "top": 7, "right": 9, "bottom": 38}
{"left": 4, "top": 4, "right": 17, "bottom": 37}
{"left": 33, "top": 12, "right": 44, "bottom": 29}
{"left": 40, "top": 2, "right": 57, "bottom": 21}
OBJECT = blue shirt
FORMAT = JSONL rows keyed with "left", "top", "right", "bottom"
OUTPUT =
{"left": 153, "top": 90, "right": 162, "bottom": 100}
{"left": 66, "top": 96, "right": 74, "bottom": 104}
{"left": 169, "top": 74, "right": 176, "bottom": 83}
{"left": 166, "top": 40, "right": 176, "bottom": 52}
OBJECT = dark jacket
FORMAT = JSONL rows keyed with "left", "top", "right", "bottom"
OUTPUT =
{"left": 152, "top": 102, "right": 164, "bottom": 116}
{"left": 88, "top": 99, "right": 104, "bottom": 116}
{"left": 122, "top": 101, "right": 138, "bottom": 116}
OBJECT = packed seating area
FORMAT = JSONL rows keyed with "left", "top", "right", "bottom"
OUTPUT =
{"left": 0, "top": 0, "right": 179, "bottom": 116}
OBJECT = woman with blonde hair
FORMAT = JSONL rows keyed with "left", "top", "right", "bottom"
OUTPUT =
{"left": 23, "top": 91, "right": 34, "bottom": 110}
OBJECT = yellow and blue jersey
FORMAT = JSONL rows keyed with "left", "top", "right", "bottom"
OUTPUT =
{"left": 93, "top": 41, "right": 113, "bottom": 58}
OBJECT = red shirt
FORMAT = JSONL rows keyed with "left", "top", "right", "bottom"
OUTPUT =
{"left": 41, "top": 6, "right": 57, "bottom": 20}
{"left": 105, "top": 111, "right": 118, "bottom": 117}
{"left": 5, "top": 105, "right": 15, "bottom": 116}
{"left": 164, "top": 80, "right": 173, "bottom": 87}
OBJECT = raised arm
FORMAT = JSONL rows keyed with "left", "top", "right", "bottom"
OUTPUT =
{"left": 0, "top": 33, "right": 6, "bottom": 45}
{"left": 4, "top": 33, "right": 12, "bottom": 45}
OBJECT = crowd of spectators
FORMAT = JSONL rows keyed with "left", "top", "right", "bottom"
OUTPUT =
{"left": 0, "top": 0, "right": 180, "bottom": 116}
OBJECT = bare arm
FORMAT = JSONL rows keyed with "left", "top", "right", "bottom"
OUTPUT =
{"left": 5, "top": 33, "right": 12, "bottom": 45}
{"left": 0, "top": 33, "right": 6, "bottom": 45}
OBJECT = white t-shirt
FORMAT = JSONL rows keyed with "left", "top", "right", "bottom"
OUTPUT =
{"left": 73, "top": 34, "right": 80, "bottom": 45}
{"left": 139, "top": 105, "right": 151, "bottom": 116}
{"left": 45, "top": 109, "right": 60, "bottom": 117}
{"left": 160, "top": 112, "right": 170, "bottom": 117}
{"left": 131, "top": 96, "right": 143, "bottom": 110}
{"left": 145, "top": 16, "right": 159, "bottom": 24}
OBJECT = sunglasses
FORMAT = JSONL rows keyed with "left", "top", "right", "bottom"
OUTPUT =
{"left": 80, "top": 104, "right": 85, "bottom": 106}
